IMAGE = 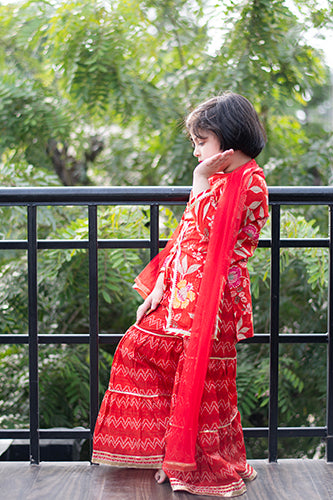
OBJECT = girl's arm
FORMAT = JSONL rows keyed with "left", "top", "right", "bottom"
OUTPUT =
{"left": 136, "top": 271, "right": 165, "bottom": 323}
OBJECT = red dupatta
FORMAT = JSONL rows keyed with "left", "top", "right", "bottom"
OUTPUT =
{"left": 134, "top": 160, "right": 264, "bottom": 471}
{"left": 133, "top": 225, "right": 181, "bottom": 299}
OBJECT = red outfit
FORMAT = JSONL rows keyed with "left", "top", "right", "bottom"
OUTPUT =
{"left": 92, "top": 161, "right": 269, "bottom": 497}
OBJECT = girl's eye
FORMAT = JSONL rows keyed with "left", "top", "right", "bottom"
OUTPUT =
{"left": 191, "top": 136, "right": 206, "bottom": 147}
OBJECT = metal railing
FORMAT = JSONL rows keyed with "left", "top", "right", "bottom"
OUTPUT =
{"left": 0, "top": 186, "right": 332, "bottom": 465}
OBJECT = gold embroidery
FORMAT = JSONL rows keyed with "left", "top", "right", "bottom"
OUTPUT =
{"left": 110, "top": 389, "right": 171, "bottom": 398}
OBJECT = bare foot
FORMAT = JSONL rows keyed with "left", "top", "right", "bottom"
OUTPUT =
{"left": 154, "top": 469, "right": 167, "bottom": 484}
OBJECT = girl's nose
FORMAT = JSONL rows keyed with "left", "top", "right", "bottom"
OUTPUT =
{"left": 193, "top": 145, "right": 199, "bottom": 157}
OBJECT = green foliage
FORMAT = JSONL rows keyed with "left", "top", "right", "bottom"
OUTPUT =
{"left": 237, "top": 339, "right": 327, "bottom": 459}
{"left": 0, "top": 0, "right": 331, "bottom": 186}
{"left": 0, "top": 154, "right": 61, "bottom": 188}
{"left": 0, "top": 343, "right": 113, "bottom": 428}
{"left": 0, "top": 157, "right": 61, "bottom": 248}
{"left": 237, "top": 350, "right": 306, "bottom": 428}
{"left": 0, "top": 344, "right": 30, "bottom": 428}
{"left": 250, "top": 210, "right": 329, "bottom": 336}
{"left": 0, "top": 77, "right": 70, "bottom": 157}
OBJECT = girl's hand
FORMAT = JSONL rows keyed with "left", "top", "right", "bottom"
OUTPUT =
{"left": 192, "top": 150, "right": 234, "bottom": 196}
{"left": 194, "top": 149, "right": 234, "bottom": 178}
{"left": 136, "top": 274, "right": 164, "bottom": 323}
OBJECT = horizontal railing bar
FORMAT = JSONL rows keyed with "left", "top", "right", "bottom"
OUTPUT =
{"left": 277, "top": 427, "right": 326, "bottom": 437}
{"left": 0, "top": 429, "right": 90, "bottom": 440}
{"left": 279, "top": 238, "right": 329, "bottom": 248}
{"left": 0, "top": 430, "right": 30, "bottom": 439}
{"left": 0, "top": 334, "right": 122, "bottom": 344}
{"left": 269, "top": 186, "right": 333, "bottom": 204}
{"left": 243, "top": 426, "right": 326, "bottom": 438}
{"left": 245, "top": 333, "right": 328, "bottom": 344}
{"left": 39, "top": 429, "right": 91, "bottom": 439}
{"left": 0, "top": 333, "right": 328, "bottom": 345}
{"left": 0, "top": 426, "right": 325, "bottom": 440}
{"left": 0, "top": 186, "right": 191, "bottom": 205}
{"left": 3, "top": 427, "right": 324, "bottom": 440}
{"left": 0, "top": 238, "right": 329, "bottom": 251}
{"left": 1, "top": 186, "right": 333, "bottom": 205}
{"left": 0, "top": 239, "right": 156, "bottom": 250}
{"left": 0, "top": 241, "right": 28, "bottom": 249}
{"left": 258, "top": 238, "right": 329, "bottom": 248}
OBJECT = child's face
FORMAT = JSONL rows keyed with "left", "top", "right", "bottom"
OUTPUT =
{"left": 191, "top": 131, "right": 222, "bottom": 162}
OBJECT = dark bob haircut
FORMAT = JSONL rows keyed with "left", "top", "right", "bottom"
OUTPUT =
{"left": 186, "top": 92, "right": 266, "bottom": 159}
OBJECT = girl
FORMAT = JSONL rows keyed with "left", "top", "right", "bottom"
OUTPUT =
{"left": 92, "top": 92, "right": 269, "bottom": 497}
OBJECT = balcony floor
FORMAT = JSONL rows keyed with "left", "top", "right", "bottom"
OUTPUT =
{"left": 1, "top": 459, "right": 333, "bottom": 500}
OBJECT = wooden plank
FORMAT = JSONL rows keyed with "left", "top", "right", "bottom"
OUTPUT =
{"left": 0, "top": 462, "right": 39, "bottom": 500}
{"left": 245, "top": 460, "right": 333, "bottom": 500}
{"left": 92, "top": 466, "right": 176, "bottom": 500}
{"left": 25, "top": 462, "right": 96, "bottom": 500}
{"left": 0, "top": 459, "right": 332, "bottom": 500}
{"left": 302, "top": 459, "right": 333, "bottom": 499}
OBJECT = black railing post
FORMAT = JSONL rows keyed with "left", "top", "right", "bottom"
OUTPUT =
{"left": 89, "top": 205, "right": 99, "bottom": 455}
{"left": 327, "top": 205, "right": 333, "bottom": 462}
{"left": 269, "top": 204, "right": 280, "bottom": 462}
{"left": 27, "top": 205, "right": 40, "bottom": 464}
{"left": 150, "top": 204, "right": 160, "bottom": 259}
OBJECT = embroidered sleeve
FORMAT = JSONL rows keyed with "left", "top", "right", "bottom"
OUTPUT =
{"left": 244, "top": 172, "right": 269, "bottom": 229}
{"left": 187, "top": 180, "right": 223, "bottom": 239}
{"left": 231, "top": 173, "right": 269, "bottom": 263}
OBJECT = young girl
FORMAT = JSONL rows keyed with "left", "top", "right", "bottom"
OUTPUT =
{"left": 92, "top": 92, "right": 269, "bottom": 497}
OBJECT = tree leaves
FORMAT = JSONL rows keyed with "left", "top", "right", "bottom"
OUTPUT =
{"left": 0, "top": 0, "right": 331, "bottom": 186}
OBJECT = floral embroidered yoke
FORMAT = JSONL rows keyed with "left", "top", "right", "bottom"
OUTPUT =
{"left": 92, "top": 163, "right": 269, "bottom": 497}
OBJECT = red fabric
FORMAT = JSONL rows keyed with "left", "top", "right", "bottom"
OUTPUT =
{"left": 133, "top": 226, "right": 181, "bottom": 299}
{"left": 162, "top": 160, "right": 263, "bottom": 471}
{"left": 92, "top": 288, "right": 257, "bottom": 496}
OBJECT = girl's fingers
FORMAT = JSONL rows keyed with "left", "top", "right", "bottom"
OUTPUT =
{"left": 200, "top": 150, "right": 234, "bottom": 175}
{"left": 212, "top": 150, "right": 234, "bottom": 165}
{"left": 136, "top": 295, "right": 160, "bottom": 322}
{"left": 136, "top": 301, "right": 151, "bottom": 322}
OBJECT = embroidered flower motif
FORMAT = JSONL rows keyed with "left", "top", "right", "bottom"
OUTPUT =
{"left": 228, "top": 266, "right": 242, "bottom": 288}
{"left": 238, "top": 291, "right": 247, "bottom": 303}
{"left": 242, "top": 303, "right": 252, "bottom": 314}
{"left": 173, "top": 280, "right": 196, "bottom": 309}
{"left": 243, "top": 224, "right": 259, "bottom": 241}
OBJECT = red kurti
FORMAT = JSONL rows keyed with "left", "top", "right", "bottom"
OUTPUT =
{"left": 92, "top": 164, "right": 269, "bottom": 497}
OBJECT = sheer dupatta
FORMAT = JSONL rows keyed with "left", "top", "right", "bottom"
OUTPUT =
{"left": 133, "top": 224, "right": 181, "bottom": 299}
{"left": 134, "top": 160, "right": 264, "bottom": 471}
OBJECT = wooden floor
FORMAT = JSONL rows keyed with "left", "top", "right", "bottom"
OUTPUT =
{"left": 1, "top": 459, "right": 332, "bottom": 500}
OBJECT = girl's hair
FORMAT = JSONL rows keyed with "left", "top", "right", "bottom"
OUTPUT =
{"left": 186, "top": 92, "right": 266, "bottom": 158}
